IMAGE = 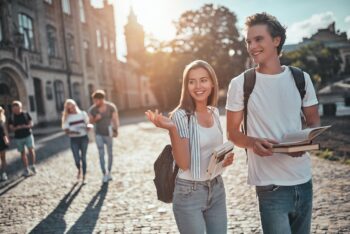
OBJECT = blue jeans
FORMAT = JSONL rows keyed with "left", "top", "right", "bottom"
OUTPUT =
{"left": 95, "top": 134, "right": 113, "bottom": 175}
{"left": 70, "top": 135, "right": 89, "bottom": 175}
{"left": 256, "top": 180, "right": 313, "bottom": 234}
{"left": 173, "top": 176, "right": 227, "bottom": 234}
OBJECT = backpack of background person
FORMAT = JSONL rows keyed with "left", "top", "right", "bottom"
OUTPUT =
{"left": 153, "top": 144, "right": 179, "bottom": 203}
{"left": 242, "top": 66, "right": 306, "bottom": 152}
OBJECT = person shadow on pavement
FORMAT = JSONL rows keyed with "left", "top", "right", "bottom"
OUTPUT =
{"left": 29, "top": 182, "right": 83, "bottom": 234}
{"left": 66, "top": 183, "right": 109, "bottom": 234}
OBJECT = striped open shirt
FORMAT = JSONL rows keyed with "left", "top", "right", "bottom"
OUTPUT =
{"left": 171, "top": 107, "right": 222, "bottom": 180}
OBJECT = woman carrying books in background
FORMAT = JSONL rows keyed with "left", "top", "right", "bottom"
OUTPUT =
{"left": 62, "top": 99, "right": 92, "bottom": 184}
{"left": 146, "top": 60, "right": 234, "bottom": 234}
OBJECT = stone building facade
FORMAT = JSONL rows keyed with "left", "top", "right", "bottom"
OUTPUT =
{"left": 0, "top": 0, "right": 118, "bottom": 124}
{"left": 284, "top": 22, "right": 350, "bottom": 74}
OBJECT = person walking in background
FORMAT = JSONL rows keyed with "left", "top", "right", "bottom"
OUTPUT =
{"left": 0, "top": 107, "right": 10, "bottom": 181}
{"left": 8, "top": 101, "right": 37, "bottom": 177}
{"left": 62, "top": 99, "right": 91, "bottom": 183}
{"left": 146, "top": 60, "right": 234, "bottom": 234}
{"left": 88, "top": 90, "right": 119, "bottom": 183}
{"left": 226, "top": 12, "right": 320, "bottom": 234}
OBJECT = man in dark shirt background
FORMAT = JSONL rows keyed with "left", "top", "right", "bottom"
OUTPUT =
{"left": 8, "top": 101, "right": 37, "bottom": 177}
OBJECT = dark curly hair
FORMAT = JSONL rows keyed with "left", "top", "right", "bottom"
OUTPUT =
{"left": 245, "top": 12, "right": 287, "bottom": 55}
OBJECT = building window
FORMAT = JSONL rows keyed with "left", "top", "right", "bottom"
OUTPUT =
{"left": 47, "top": 25, "right": 57, "bottom": 57}
{"left": 62, "top": 0, "right": 71, "bottom": 15}
{"left": 96, "top": 30, "right": 102, "bottom": 48}
{"left": 0, "top": 18, "right": 3, "bottom": 42}
{"left": 18, "top": 13, "right": 35, "bottom": 51}
{"left": 110, "top": 40, "right": 115, "bottom": 54}
{"left": 84, "top": 40, "right": 92, "bottom": 67}
{"left": 44, "top": 0, "right": 52, "bottom": 4}
{"left": 78, "top": 0, "right": 86, "bottom": 23}
{"left": 72, "top": 82, "right": 81, "bottom": 106}
{"left": 54, "top": 80, "right": 65, "bottom": 112}
{"left": 104, "top": 35, "right": 108, "bottom": 50}
{"left": 33, "top": 78, "right": 45, "bottom": 115}
{"left": 67, "top": 34, "right": 75, "bottom": 61}
{"left": 88, "top": 84, "right": 94, "bottom": 105}
{"left": 46, "top": 81, "right": 53, "bottom": 100}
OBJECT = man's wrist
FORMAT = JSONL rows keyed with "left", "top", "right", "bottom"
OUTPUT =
{"left": 247, "top": 137, "right": 257, "bottom": 149}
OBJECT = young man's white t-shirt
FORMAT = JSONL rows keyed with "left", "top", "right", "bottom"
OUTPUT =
{"left": 226, "top": 65, "right": 318, "bottom": 186}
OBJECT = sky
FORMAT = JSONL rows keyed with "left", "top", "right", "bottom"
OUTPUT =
{"left": 92, "top": 0, "right": 350, "bottom": 61}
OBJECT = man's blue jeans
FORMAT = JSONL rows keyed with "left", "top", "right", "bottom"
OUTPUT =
{"left": 172, "top": 176, "right": 227, "bottom": 234}
{"left": 256, "top": 180, "right": 313, "bottom": 234}
{"left": 95, "top": 134, "right": 113, "bottom": 175}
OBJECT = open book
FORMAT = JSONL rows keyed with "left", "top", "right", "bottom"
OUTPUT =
{"left": 274, "top": 125, "right": 331, "bottom": 147}
{"left": 273, "top": 143, "right": 320, "bottom": 153}
{"left": 207, "top": 141, "right": 234, "bottom": 180}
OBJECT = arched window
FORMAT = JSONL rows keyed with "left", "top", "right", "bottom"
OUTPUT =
{"left": 18, "top": 13, "right": 35, "bottom": 50}
{"left": 47, "top": 25, "right": 57, "bottom": 57}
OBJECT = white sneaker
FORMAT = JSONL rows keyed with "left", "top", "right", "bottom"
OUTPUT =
{"left": 30, "top": 165, "right": 37, "bottom": 174}
{"left": 102, "top": 175, "right": 109, "bottom": 183}
{"left": 23, "top": 168, "right": 30, "bottom": 177}
{"left": 1, "top": 172, "right": 8, "bottom": 181}
{"left": 107, "top": 173, "right": 113, "bottom": 181}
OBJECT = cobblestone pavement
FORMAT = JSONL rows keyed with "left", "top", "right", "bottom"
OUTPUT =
{"left": 0, "top": 118, "right": 349, "bottom": 233}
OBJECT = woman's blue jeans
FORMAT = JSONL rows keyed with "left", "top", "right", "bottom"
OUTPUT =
{"left": 172, "top": 175, "right": 227, "bottom": 234}
{"left": 70, "top": 135, "right": 89, "bottom": 175}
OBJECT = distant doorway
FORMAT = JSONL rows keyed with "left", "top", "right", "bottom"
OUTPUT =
{"left": 33, "top": 77, "right": 45, "bottom": 116}
{"left": 0, "top": 70, "right": 20, "bottom": 118}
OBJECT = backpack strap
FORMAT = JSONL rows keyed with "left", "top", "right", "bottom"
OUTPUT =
{"left": 289, "top": 66, "right": 306, "bottom": 123}
{"left": 289, "top": 66, "right": 306, "bottom": 100}
{"left": 243, "top": 68, "right": 256, "bottom": 136}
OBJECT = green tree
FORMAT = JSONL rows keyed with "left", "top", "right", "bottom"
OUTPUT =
{"left": 144, "top": 4, "right": 247, "bottom": 109}
{"left": 281, "top": 42, "right": 342, "bottom": 87}
{"left": 171, "top": 4, "right": 247, "bottom": 89}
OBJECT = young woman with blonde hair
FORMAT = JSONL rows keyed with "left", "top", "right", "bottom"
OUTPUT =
{"left": 0, "top": 107, "right": 9, "bottom": 181}
{"left": 146, "top": 60, "right": 234, "bottom": 234}
{"left": 62, "top": 99, "right": 91, "bottom": 183}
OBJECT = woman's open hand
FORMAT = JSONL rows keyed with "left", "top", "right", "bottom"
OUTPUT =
{"left": 145, "top": 109, "right": 175, "bottom": 130}
{"left": 223, "top": 152, "right": 234, "bottom": 167}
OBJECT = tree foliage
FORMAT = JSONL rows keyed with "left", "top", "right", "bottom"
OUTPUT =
{"left": 144, "top": 4, "right": 248, "bottom": 109}
{"left": 281, "top": 42, "right": 342, "bottom": 87}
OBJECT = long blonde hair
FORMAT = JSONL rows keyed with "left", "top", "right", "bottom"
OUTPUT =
{"left": 61, "top": 99, "right": 81, "bottom": 127}
{"left": 172, "top": 60, "right": 219, "bottom": 115}
{"left": 0, "top": 106, "right": 6, "bottom": 124}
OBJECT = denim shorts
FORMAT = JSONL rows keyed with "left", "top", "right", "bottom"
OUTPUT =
{"left": 16, "top": 134, "right": 35, "bottom": 152}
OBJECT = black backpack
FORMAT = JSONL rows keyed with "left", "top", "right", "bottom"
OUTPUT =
{"left": 242, "top": 66, "right": 306, "bottom": 138}
{"left": 153, "top": 112, "right": 191, "bottom": 203}
{"left": 153, "top": 144, "right": 179, "bottom": 203}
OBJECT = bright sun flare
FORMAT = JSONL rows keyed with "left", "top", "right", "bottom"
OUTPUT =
{"left": 128, "top": 0, "right": 178, "bottom": 41}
